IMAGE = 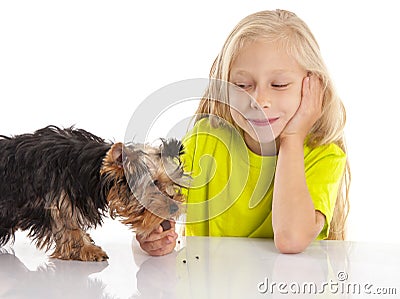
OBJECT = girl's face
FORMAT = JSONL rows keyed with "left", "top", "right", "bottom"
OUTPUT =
{"left": 228, "top": 39, "right": 307, "bottom": 154}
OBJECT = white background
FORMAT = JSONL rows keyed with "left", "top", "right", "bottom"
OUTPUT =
{"left": 1, "top": 0, "right": 399, "bottom": 243}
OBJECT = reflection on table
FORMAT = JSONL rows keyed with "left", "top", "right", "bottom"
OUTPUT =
{"left": 1, "top": 235, "right": 400, "bottom": 299}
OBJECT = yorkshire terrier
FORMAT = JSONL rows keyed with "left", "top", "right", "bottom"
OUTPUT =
{"left": 0, "top": 126, "right": 187, "bottom": 261}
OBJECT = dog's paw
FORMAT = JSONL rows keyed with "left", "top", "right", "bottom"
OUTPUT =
{"left": 80, "top": 244, "right": 109, "bottom": 262}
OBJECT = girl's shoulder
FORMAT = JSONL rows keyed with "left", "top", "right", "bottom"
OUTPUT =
{"left": 188, "top": 117, "right": 229, "bottom": 132}
{"left": 304, "top": 141, "right": 345, "bottom": 158}
{"left": 182, "top": 117, "right": 242, "bottom": 158}
{"left": 303, "top": 141, "right": 346, "bottom": 173}
{"left": 183, "top": 117, "right": 235, "bottom": 142}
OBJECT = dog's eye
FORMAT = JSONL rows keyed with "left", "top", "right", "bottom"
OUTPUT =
{"left": 166, "top": 185, "right": 175, "bottom": 197}
{"left": 153, "top": 180, "right": 159, "bottom": 186}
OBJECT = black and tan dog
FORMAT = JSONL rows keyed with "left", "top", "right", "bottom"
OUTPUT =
{"left": 0, "top": 126, "right": 187, "bottom": 261}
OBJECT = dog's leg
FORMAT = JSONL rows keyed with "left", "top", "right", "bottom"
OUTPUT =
{"left": 51, "top": 229, "right": 108, "bottom": 261}
{"left": 49, "top": 192, "right": 108, "bottom": 261}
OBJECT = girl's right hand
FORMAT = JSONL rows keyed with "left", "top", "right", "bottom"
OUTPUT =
{"left": 135, "top": 220, "right": 178, "bottom": 256}
{"left": 280, "top": 74, "right": 323, "bottom": 142}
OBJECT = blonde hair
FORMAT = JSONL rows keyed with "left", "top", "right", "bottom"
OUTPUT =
{"left": 195, "top": 9, "right": 350, "bottom": 240}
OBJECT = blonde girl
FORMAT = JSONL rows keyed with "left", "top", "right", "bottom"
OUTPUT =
{"left": 136, "top": 9, "right": 350, "bottom": 255}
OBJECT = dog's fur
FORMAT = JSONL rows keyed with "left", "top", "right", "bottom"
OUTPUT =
{"left": 0, "top": 126, "right": 186, "bottom": 261}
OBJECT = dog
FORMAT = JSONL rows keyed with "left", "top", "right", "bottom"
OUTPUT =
{"left": 0, "top": 126, "right": 187, "bottom": 261}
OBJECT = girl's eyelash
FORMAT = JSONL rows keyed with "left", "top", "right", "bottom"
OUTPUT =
{"left": 233, "top": 82, "right": 289, "bottom": 89}
{"left": 234, "top": 83, "right": 251, "bottom": 89}
{"left": 271, "top": 83, "right": 289, "bottom": 88}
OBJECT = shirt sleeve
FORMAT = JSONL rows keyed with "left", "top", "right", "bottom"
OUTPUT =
{"left": 304, "top": 143, "right": 347, "bottom": 239}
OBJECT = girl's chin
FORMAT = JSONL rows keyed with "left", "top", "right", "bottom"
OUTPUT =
{"left": 246, "top": 129, "right": 278, "bottom": 144}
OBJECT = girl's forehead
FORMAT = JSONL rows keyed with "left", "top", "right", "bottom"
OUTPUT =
{"left": 230, "top": 39, "right": 304, "bottom": 75}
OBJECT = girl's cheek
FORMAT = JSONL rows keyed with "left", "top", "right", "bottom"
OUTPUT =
{"left": 230, "top": 109, "right": 250, "bottom": 132}
{"left": 229, "top": 93, "right": 251, "bottom": 113}
{"left": 275, "top": 95, "right": 300, "bottom": 122}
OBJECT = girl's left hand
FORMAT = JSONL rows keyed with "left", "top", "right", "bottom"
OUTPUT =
{"left": 136, "top": 220, "right": 178, "bottom": 256}
{"left": 280, "top": 74, "right": 323, "bottom": 141}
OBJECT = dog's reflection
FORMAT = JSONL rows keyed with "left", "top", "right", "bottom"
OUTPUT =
{"left": 0, "top": 249, "right": 109, "bottom": 299}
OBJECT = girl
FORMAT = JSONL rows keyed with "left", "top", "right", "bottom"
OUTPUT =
{"left": 136, "top": 9, "right": 350, "bottom": 255}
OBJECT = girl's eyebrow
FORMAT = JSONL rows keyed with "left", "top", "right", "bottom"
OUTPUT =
{"left": 231, "top": 68, "right": 295, "bottom": 77}
{"left": 231, "top": 68, "right": 295, "bottom": 74}
{"left": 230, "top": 69, "right": 251, "bottom": 75}
{"left": 271, "top": 69, "right": 293, "bottom": 74}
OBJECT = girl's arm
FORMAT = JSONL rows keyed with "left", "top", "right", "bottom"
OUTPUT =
{"left": 272, "top": 75, "right": 325, "bottom": 253}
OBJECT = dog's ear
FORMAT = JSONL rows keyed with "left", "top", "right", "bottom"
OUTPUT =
{"left": 109, "top": 142, "right": 123, "bottom": 167}
{"left": 123, "top": 144, "right": 150, "bottom": 187}
{"left": 160, "top": 138, "right": 184, "bottom": 159}
{"left": 159, "top": 138, "right": 191, "bottom": 187}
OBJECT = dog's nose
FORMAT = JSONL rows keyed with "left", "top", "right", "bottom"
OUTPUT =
{"left": 169, "top": 202, "right": 179, "bottom": 214}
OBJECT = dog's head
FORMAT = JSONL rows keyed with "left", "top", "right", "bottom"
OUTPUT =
{"left": 100, "top": 139, "right": 189, "bottom": 238}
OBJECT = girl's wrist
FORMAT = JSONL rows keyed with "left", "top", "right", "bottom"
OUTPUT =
{"left": 279, "top": 134, "right": 305, "bottom": 148}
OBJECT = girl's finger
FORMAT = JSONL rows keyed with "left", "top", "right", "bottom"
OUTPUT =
{"left": 148, "top": 241, "right": 176, "bottom": 256}
{"left": 144, "top": 233, "right": 178, "bottom": 254}
{"left": 302, "top": 75, "right": 311, "bottom": 99}
{"left": 309, "top": 75, "right": 323, "bottom": 109}
{"left": 137, "top": 222, "right": 177, "bottom": 244}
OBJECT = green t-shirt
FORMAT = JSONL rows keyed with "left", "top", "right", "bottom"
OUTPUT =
{"left": 181, "top": 118, "right": 346, "bottom": 240}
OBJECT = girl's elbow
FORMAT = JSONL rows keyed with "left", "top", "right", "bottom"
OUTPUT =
{"left": 273, "top": 231, "right": 311, "bottom": 254}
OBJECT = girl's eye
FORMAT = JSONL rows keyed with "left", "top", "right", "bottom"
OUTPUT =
{"left": 271, "top": 83, "right": 289, "bottom": 88}
{"left": 234, "top": 83, "right": 252, "bottom": 90}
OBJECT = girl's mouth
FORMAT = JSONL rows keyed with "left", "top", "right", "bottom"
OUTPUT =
{"left": 248, "top": 117, "right": 279, "bottom": 126}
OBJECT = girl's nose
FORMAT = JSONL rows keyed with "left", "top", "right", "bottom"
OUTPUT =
{"left": 251, "top": 88, "right": 272, "bottom": 109}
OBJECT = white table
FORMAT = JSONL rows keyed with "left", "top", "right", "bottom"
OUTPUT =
{"left": 1, "top": 230, "right": 400, "bottom": 298}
